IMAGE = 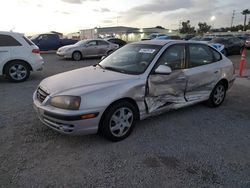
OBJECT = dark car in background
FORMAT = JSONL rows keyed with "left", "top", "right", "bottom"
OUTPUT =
{"left": 106, "top": 38, "right": 127, "bottom": 48}
{"left": 181, "top": 34, "right": 195, "bottom": 40}
{"left": 154, "top": 35, "right": 181, "bottom": 40}
{"left": 189, "top": 36, "right": 213, "bottom": 42}
{"left": 210, "top": 37, "right": 245, "bottom": 56}
{"left": 31, "top": 33, "right": 78, "bottom": 51}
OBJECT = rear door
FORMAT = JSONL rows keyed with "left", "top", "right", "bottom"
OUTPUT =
{"left": 97, "top": 40, "right": 110, "bottom": 55}
{"left": 184, "top": 43, "right": 222, "bottom": 101}
{"left": 145, "top": 44, "right": 188, "bottom": 113}
{"left": 0, "top": 34, "right": 20, "bottom": 74}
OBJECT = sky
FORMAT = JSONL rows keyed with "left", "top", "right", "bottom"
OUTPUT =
{"left": 0, "top": 0, "right": 249, "bottom": 35}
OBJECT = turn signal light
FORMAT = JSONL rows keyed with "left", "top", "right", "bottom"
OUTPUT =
{"left": 81, "top": 113, "right": 98, "bottom": 119}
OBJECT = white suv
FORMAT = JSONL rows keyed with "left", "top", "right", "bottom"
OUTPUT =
{"left": 0, "top": 31, "right": 44, "bottom": 82}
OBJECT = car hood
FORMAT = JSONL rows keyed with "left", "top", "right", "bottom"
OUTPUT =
{"left": 58, "top": 44, "right": 76, "bottom": 51}
{"left": 39, "top": 66, "right": 138, "bottom": 95}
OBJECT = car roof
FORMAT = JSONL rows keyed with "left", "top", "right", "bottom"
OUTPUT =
{"left": 132, "top": 40, "right": 213, "bottom": 46}
{"left": 0, "top": 31, "right": 24, "bottom": 36}
{"left": 132, "top": 40, "right": 173, "bottom": 46}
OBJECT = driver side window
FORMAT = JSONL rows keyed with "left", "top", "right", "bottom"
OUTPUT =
{"left": 87, "top": 40, "right": 97, "bottom": 46}
{"left": 157, "top": 44, "right": 186, "bottom": 70}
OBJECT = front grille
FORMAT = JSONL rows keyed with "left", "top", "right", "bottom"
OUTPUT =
{"left": 37, "top": 87, "right": 49, "bottom": 103}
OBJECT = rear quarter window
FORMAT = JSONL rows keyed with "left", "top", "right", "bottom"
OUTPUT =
{"left": 0, "top": 34, "right": 22, "bottom": 47}
{"left": 210, "top": 47, "right": 222, "bottom": 62}
{"left": 23, "top": 36, "right": 34, "bottom": 46}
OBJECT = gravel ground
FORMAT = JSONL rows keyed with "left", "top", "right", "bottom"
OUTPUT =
{"left": 0, "top": 53, "right": 250, "bottom": 188}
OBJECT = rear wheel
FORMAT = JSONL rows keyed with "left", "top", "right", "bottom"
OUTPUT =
{"left": 99, "top": 101, "right": 138, "bottom": 141}
{"left": 223, "top": 49, "right": 228, "bottom": 56}
{"left": 207, "top": 82, "right": 226, "bottom": 107}
{"left": 5, "top": 61, "right": 30, "bottom": 82}
{"left": 239, "top": 47, "right": 243, "bottom": 55}
{"left": 72, "top": 51, "right": 82, "bottom": 61}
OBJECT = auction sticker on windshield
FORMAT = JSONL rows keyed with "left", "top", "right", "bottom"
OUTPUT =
{"left": 139, "top": 49, "right": 156, "bottom": 54}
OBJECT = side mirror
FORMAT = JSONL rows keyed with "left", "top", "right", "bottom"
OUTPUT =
{"left": 154, "top": 65, "right": 172, "bottom": 75}
{"left": 101, "top": 56, "right": 106, "bottom": 60}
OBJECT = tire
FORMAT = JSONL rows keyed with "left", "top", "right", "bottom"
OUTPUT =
{"left": 72, "top": 51, "right": 82, "bottom": 61}
{"left": 99, "top": 101, "right": 138, "bottom": 141}
{"left": 239, "top": 47, "right": 243, "bottom": 55}
{"left": 5, "top": 61, "right": 30, "bottom": 82}
{"left": 207, "top": 82, "right": 226, "bottom": 107}
{"left": 107, "top": 50, "right": 113, "bottom": 56}
{"left": 223, "top": 49, "right": 228, "bottom": 56}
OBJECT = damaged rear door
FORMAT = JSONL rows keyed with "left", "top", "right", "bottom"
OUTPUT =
{"left": 145, "top": 44, "right": 187, "bottom": 113}
{"left": 184, "top": 43, "right": 222, "bottom": 101}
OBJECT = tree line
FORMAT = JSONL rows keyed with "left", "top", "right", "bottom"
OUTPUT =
{"left": 179, "top": 9, "right": 250, "bottom": 34}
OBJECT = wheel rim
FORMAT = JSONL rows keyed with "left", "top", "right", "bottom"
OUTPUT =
{"left": 213, "top": 85, "right": 225, "bottom": 105}
{"left": 109, "top": 107, "right": 133, "bottom": 137}
{"left": 9, "top": 64, "right": 27, "bottom": 80}
{"left": 73, "top": 52, "right": 81, "bottom": 60}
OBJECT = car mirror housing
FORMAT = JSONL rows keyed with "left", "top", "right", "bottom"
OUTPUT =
{"left": 154, "top": 65, "right": 172, "bottom": 75}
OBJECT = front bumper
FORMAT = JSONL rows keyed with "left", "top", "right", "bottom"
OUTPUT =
{"left": 56, "top": 51, "right": 72, "bottom": 58}
{"left": 33, "top": 92, "right": 103, "bottom": 135}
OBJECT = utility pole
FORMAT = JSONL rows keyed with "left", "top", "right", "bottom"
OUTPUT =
{"left": 231, "top": 10, "right": 236, "bottom": 29}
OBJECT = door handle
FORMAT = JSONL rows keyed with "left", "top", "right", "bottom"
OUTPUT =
{"left": 214, "top": 70, "right": 219, "bottom": 74}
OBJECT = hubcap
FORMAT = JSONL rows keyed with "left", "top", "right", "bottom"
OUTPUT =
{"left": 109, "top": 107, "right": 133, "bottom": 137}
{"left": 213, "top": 85, "right": 225, "bottom": 105}
{"left": 9, "top": 64, "right": 27, "bottom": 80}
{"left": 73, "top": 52, "right": 81, "bottom": 60}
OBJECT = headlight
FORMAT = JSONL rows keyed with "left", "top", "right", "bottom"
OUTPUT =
{"left": 49, "top": 96, "right": 81, "bottom": 110}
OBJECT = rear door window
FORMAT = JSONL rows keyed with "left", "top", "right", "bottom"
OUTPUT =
{"left": 188, "top": 44, "right": 214, "bottom": 68}
{"left": 98, "top": 40, "right": 109, "bottom": 45}
{"left": 0, "top": 34, "right": 22, "bottom": 47}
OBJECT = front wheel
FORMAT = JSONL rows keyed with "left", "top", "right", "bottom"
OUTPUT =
{"left": 207, "top": 82, "right": 226, "bottom": 107}
{"left": 99, "top": 101, "right": 138, "bottom": 141}
{"left": 72, "top": 51, "right": 82, "bottom": 61}
{"left": 5, "top": 61, "right": 30, "bottom": 82}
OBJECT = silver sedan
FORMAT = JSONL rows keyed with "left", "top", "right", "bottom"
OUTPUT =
{"left": 34, "top": 40, "right": 235, "bottom": 141}
{"left": 57, "top": 39, "right": 119, "bottom": 61}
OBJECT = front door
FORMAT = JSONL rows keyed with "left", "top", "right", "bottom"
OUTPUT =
{"left": 83, "top": 40, "right": 98, "bottom": 57}
{"left": 145, "top": 44, "right": 188, "bottom": 113}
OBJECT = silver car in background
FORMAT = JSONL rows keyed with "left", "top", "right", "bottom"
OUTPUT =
{"left": 34, "top": 40, "right": 235, "bottom": 141}
{"left": 57, "top": 39, "right": 119, "bottom": 61}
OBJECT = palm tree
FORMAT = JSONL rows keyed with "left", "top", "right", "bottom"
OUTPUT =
{"left": 242, "top": 9, "right": 250, "bottom": 31}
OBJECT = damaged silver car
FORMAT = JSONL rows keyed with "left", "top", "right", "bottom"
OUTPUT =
{"left": 33, "top": 40, "right": 235, "bottom": 141}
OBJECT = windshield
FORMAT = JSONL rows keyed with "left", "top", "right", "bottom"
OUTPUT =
{"left": 99, "top": 44, "right": 161, "bottom": 75}
{"left": 75, "top": 40, "right": 88, "bottom": 46}
{"left": 201, "top": 37, "right": 213, "bottom": 41}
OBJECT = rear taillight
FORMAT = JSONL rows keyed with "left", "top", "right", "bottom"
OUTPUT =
{"left": 32, "top": 49, "right": 40, "bottom": 54}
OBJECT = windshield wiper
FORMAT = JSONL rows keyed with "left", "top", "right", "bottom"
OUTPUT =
{"left": 104, "top": 66, "right": 126, "bottom": 73}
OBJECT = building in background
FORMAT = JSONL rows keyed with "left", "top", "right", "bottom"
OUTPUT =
{"left": 79, "top": 26, "right": 177, "bottom": 42}
{"left": 66, "top": 32, "right": 80, "bottom": 40}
